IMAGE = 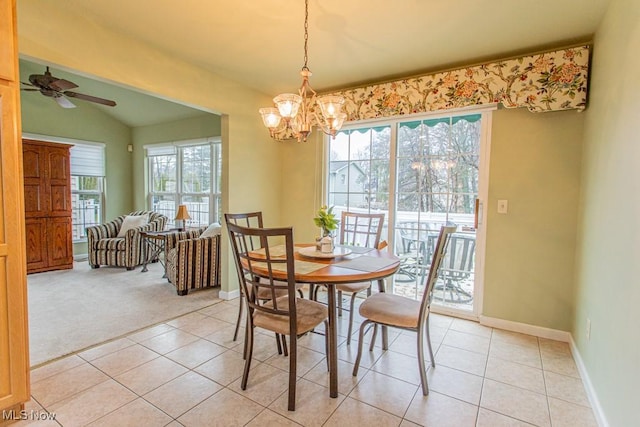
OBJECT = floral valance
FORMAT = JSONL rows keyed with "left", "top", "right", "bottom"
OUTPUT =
{"left": 329, "top": 46, "right": 590, "bottom": 123}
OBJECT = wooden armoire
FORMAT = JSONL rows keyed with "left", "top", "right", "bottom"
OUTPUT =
{"left": 23, "top": 139, "right": 74, "bottom": 273}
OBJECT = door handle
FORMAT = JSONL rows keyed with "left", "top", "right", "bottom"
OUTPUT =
{"left": 474, "top": 198, "right": 483, "bottom": 228}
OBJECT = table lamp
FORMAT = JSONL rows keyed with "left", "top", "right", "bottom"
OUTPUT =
{"left": 175, "top": 205, "right": 191, "bottom": 231}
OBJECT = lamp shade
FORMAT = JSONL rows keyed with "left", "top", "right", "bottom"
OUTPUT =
{"left": 259, "top": 107, "right": 282, "bottom": 129}
{"left": 274, "top": 93, "right": 302, "bottom": 119}
{"left": 175, "top": 205, "right": 191, "bottom": 221}
{"left": 317, "top": 95, "right": 345, "bottom": 119}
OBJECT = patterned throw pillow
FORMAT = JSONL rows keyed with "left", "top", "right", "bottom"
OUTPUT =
{"left": 117, "top": 214, "right": 149, "bottom": 237}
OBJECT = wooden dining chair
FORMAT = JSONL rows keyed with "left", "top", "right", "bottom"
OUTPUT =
{"left": 352, "top": 224, "right": 456, "bottom": 395}
{"left": 335, "top": 211, "right": 385, "bottom": 345}
{"left": 225, "top": 212, "right": 306, "bottom": 358}
{"left": 226, "top": 222, "right": 328, "bottom": 411}
{"left": 224, "top": 212, "right": 265, "bottom": 343}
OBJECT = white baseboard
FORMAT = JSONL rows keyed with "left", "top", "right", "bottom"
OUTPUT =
{"left": 479, "top": 315, "right": 572, "bottom": 342}
{"left": 479, "top": 315, "right": 608, "bottom": 427}
{"left": 569, "top": 336, "right": 609, "bottom": 427}
{"left": 218, "top": 289, "right": 240, "bottom": 300}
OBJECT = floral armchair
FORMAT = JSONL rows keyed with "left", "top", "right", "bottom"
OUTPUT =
{"left": 86, "top": 211, "right": 167, "bottom": 270}
{"left": 165, "top": 224, "right": 221, "bottom": 295}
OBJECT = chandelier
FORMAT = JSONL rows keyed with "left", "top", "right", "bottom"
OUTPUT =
{"left": 259, "top": 0, "right": 346, "bottom": 142}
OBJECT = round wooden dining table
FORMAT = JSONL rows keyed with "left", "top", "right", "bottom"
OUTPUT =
{"left": 249, "top": 244, "right": 400, "bottom": 398}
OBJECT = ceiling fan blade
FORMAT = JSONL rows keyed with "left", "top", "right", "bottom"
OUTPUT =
{"left": 50, "top": 78, "right": 78, "bottom": 91}
{"left": 21, "top": 81, "right": 41, "bottom": 91}
{"left": 63, "top": 91, "right": 116, "bottom": 107}
{"left": 54, "top": 95, "right": 76, "bottom": 109}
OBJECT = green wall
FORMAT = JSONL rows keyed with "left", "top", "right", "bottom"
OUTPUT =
{"left": 19, "top": 0, "right": 639, "bottom": 422}
{"left": 20, "top": 60, "right": 134, "bottom": 256}
{"left": 574, "top": 0, "right": 640, "bottom": 424}
{"left": 281, "top": 109, "right": 585, "bottom": 334}
{"left": 17, "top": 0, "right": 281, "bottom": 295}
{"left": 131, "top": 114, "right": 222, "bottom": 210}
{"left": 485, "top": 108, "right": 583, "bottom": 331}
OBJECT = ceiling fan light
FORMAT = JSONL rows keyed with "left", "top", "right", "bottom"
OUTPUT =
{"left": 317, "top": 95, "right": 345, "bottom": 119}
{"left": 54, "top": 94, "right": 76, "bottom": 109}
{"left": 274, "top": 93, "right": 302, "bottom": 119}
{"left": 259, "top": 107, "right": 282, "bottom": 129}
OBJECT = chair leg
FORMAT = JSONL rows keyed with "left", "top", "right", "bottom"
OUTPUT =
{"left": 369, "top": 324, "right": 378, "bottom": 352}
{"left": 288, "top": 333, "right": 297, "bottom": 411}
{"left": 233, "top": 295, "right": 244, "bottom": 342}
{"left": 346, "top": 292, "right": 358, "bottom": 345}
{"left": 241, "top": 325, "right": 254, "bottom": 390}
{"left": 282, "top": 334, "right": 289, "bottom": 357}
{"left": 425, "top": 314, "right": 435, "bottom": 367}
{"left": 352, "top": 320, "right": 371, "bottom": 376}
{"left": 276, "top": 333, "right": 283, "bottom": 355}
{"left": 242, "top": 308, "right": 251, "bottom": 360}
{"left": 324, "top": 320, "right": 330, "bottom": 371}
{"left": 243, "top": 323, "right": 249, "bottom": 360}
{"left": 337, "top": 290, "right": 343, "bottom": 317}
{"left": 417, "top": 323, "right": 429, "bottom": 396}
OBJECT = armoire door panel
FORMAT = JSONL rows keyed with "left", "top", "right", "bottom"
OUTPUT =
{"left": 25, "top": 218, "right": 48, "bottom": 271}
{"left": 22, "top": 144, "right": 47, "bottom": 218}
{"left": 47, "top": 217, "right": 73, "bottom": 269}
{"left": 23, "top": 183, "right": 43, "bottom": 214}
{"left": 48, "top": 150, "right": 70, "bottom": 181}
{"left": 49, "top": 184, "right": 70, "bottom": 215}
{"left": 21, "top": 146, "right": 43, "bottom": 179}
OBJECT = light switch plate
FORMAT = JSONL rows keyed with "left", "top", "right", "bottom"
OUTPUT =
{"left": 497, "top": 199, "right": 508, "bottom": 214}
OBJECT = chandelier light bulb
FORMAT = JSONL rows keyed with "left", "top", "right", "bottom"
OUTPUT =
{"left": 317, "top": 95, "right": 345, "bottom": 119}
{"left": 259, "top": 107, "right": 282, "bottom": 129}
{"left": 274, "top": 93, "right": 302, "bottom": 119}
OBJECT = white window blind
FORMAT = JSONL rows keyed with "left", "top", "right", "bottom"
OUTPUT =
{"left": 146, "top": 145, "right": 177, "bottom": 156}
{"left": 70, "top": 144, "right": 105, "bottom": 177}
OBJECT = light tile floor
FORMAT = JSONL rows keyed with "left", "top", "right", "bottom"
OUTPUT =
{"left": 14, "top": 299, "right": 597, "bottom": 427}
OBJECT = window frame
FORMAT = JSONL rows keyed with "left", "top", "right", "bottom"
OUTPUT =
{"left": 323, "top": 106, "right": 494, "bottom": 319}
{"left": 146, "top": 137, "right": 221, "bottom": 227}
{"left": 70, "top": 142, "right": 106, "bottom": 243}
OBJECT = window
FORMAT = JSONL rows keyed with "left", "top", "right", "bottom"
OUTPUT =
{"left": 70, "top": 143, "right": 105, "bottom": 242}
{"left": 147, "top": 138, "right": 221, "bottom": 227}
{"left": 328, "top": 125, "right": 391, "bottom": 214}
{"left": 327, "top": 110, "right": 491, "bottom": 315}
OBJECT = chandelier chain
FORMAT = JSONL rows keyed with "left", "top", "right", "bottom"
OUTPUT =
{"left": 303, "top": 0, "right": 309, "bottom": 71}
{"left": 258, "top": 0, "right": 346, "bottom": 141}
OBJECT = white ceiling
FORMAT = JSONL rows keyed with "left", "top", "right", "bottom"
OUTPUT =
{"left": 18, "top": 0, "right": 610, "bottom": 126}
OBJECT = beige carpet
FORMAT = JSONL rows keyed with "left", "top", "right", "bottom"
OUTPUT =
{"left": 27, "top": 261, "right": 222, "bottom": 367}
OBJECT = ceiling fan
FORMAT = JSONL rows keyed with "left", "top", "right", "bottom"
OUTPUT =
{"left": 21, "top": 66, "right": 117, "bottom": 109}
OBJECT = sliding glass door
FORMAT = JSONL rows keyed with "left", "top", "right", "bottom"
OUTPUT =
{"left": 327, "top": 110, "right": 490, "bottom": 317}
